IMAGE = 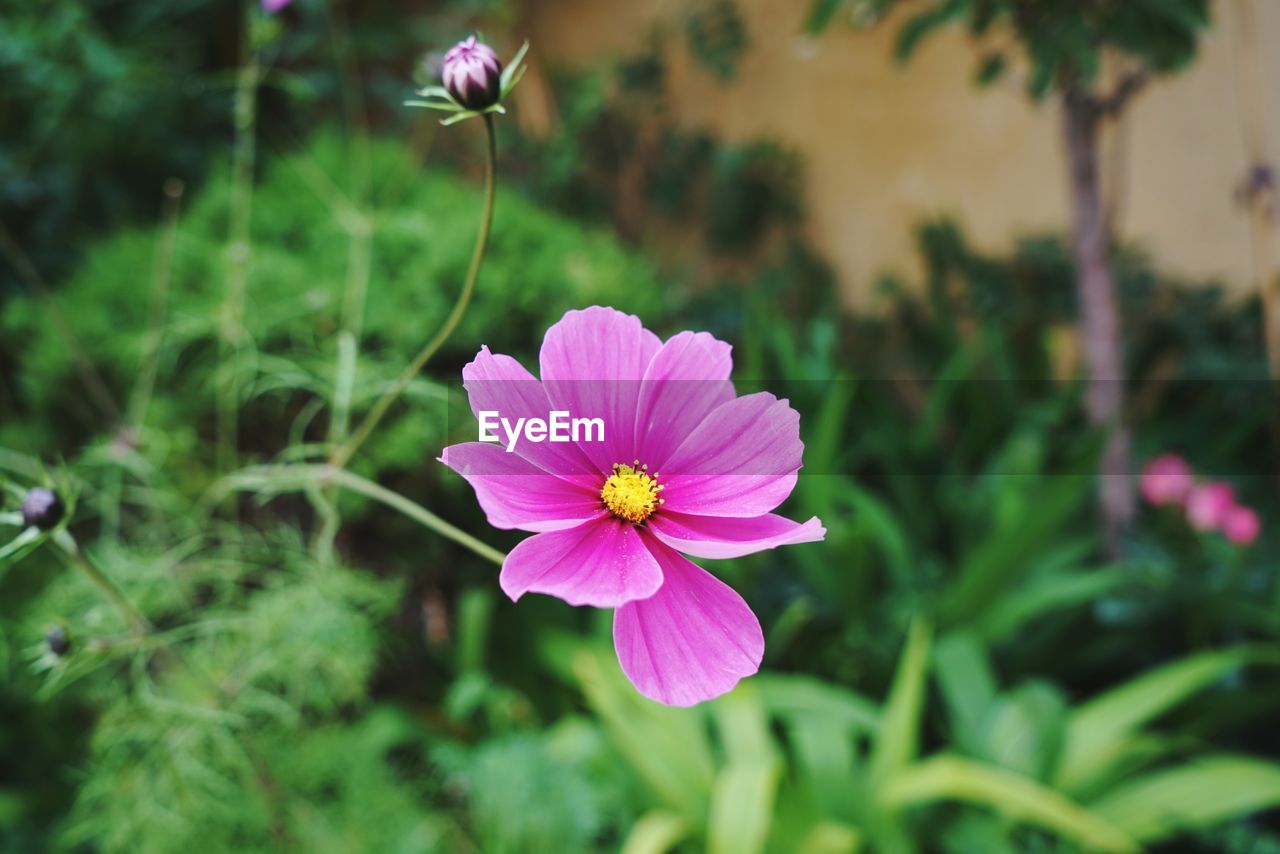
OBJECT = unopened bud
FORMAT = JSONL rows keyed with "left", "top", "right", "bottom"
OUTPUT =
{"left": 45, "top": 626, "right": 70, "bottom": 657}
{"left": 442, "top": 36, "right": 503, "bottom": 110}
{"left": 21, "top": 488, "right": 64, "bottom": 531}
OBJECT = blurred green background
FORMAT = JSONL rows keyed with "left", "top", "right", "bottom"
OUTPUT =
{"left": 4, "top": 0, "right": 1280, "bottom": 851}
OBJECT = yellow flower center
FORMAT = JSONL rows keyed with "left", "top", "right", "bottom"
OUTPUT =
{"left": 601, "top": 461, "right": 664, "bottom": 524}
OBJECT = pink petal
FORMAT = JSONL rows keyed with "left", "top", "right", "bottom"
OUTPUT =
{"left": 462, "top": 345, "right": 599, "bottom": 485}
{"left": 648, "top": 511, "right": 825, "bottom": 559}
{"left": 540, "top": 307, "right": 662, "bottom": 472}
{"left": 659, "top": 393, "right": 803, "bottom": 518}
{"left": 634, "top": 331, "right": 736, "bottom": 469}
{"left": 440, "top": 442, "right": 604, "bottom": 533}
{"left": 500, "top": 517, "right": 662, "bottom": 607}
{"left": 614, "top": 535, "right": 763, "bottom": 706}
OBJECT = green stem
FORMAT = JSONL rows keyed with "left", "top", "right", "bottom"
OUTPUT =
{"left": 312, "top": 7, "right": 373, "bottom": 563}
{"left": 330, "top": 113, "right": 497, "bottom": 470}
{"left": 215, "top": 464, "right": 506, "bottom": 566}
{"left": 58, "top": 536, "right": 151, "bottom": 635}
{"left": 218, "top": 4, "right": 260, "bottom": 475}
{"left": 128, "top": 178, "right": 185, "bottom": 431}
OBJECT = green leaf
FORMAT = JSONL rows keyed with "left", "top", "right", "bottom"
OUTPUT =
{"left": 1091, "top": 756, "right": 1280, "bottom": 844}
{"left": 939, "top": 473, "right": 1088, "bottom": 629}
{"left": 1057, "top": 646, "right": 1280, "bottom": 792}
{"left": 934, "top": 633, "right": 997, "bottom": 745}
{"left": 870, "top": 619, "right": 931, "bottom": 784}
{"left": 882, "top": 756, "right": 1139, "bottom": 853}
{"left": 974, "top": 52, "right": 1006, "bottom": 85}
{"left": 787, "top": 715, "right": 858, "bottom": 818}
{"left": 895, "top": 1, "right": 964, "bottom": 64}
{"left": 755, "top": 673, "right": 880, "bottom": 733}
{"left": 620, "top": 810, "right": 689, "bottom": 854}
{"left": 707, "top": 760, "right": 780, "bottom": 854}
{"left": 980, "top": 681, "right": 1067, "bottom": 781}
{"left": 500, "top": 41, "right": 530, "bottom": 92}
{"left": 795, "top": 821, "right": 863, "bottom": 853}
{"left": 841, "top": 485, "right": 913, "bottom": 585}
{"left": 404, "top": 99, "right": 463, "bottom": 112}
{"left": 574, "top": 648, "right": 715, "bottom": 818}
{"left": 972, "top": 567, "right": 1130, "bottom": 643}
{"left": 805, "top": 0, "right": 846, "bottom": 35}
{"left": 712, "top": 682, "right": 775, "bottom": 765}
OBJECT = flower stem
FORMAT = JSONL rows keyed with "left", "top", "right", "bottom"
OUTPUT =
{"left": 329, "top": 113, "right": 497, "bottom": 470}
{"left": 57, "top": 535, "right": 151, "bottom": 636}
{"left": 218, "top": 4, "right": 260, "bottom": 476}
{"left": 211, "top": 463, "right": 506, "bottom": 566}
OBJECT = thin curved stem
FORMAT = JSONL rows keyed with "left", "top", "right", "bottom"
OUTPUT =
{"left": 330, "top": 113, "right": 497, "bottom": 470}
{"left": 211, "top": 464, "right": 506, "bottom": 566}
{"left": 56, "top": 534, "right": 151, "bottom": 636}
{"left": 218, "top": 3, "right": 260, "bottom": 475}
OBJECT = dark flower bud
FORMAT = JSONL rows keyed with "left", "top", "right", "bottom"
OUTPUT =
{"left": 442, "top": 36, "right": 503, "bottom": 110}
{"left": 21, "top": 488, "right": 64, "bottom": 530}
{"left": 45, "top": 626, "right": 70, "bottom": 657}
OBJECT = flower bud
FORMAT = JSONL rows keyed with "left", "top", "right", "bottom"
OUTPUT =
{"left": 1139, "top": 454, "right": 1194, "bottom": 507}
{"left": 1223, "top": 504, "right": 1261, "bottom": 546}
{"left": 45, "top": 626, "right": 70, "bottom": 657}
{"left": 21, "top": 488, "right": 64, "bottom": 531}
{"left": 442, "top": 36, "right": 503, "bottom": 110}
{"left": 1185, "top": 482, "right": 1234, "bottom": 532}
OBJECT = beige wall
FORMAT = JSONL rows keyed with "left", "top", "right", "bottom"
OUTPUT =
{"left": 525, "top": 0, "right": 1280, "bottom": 306}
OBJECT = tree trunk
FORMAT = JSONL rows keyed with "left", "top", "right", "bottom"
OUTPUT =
{"left": 1062, "top": 91, "right": 1134, "bottom": 554}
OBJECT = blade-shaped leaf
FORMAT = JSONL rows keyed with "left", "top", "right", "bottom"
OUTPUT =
{"left": 870, "top": 619, "right": 931, "bottom": 785}
{"left": 1091, "top": 756, "right": 1280, "bottom": 843}
{"left": 1057, "top": 646, "right": 1280, "bottom": 792}
{"left": 708, "top": 760, "right": 780, "bottom": 854}
{"left": 620, "top": 810, "right": 688, "bottom": 854}
{"left": 883, "top": 755, "right": 1138, "bottom": 853}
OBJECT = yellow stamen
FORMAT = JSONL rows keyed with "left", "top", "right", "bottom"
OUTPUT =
{"left": 601, "top": 462, "right": 663, "bottom": 523}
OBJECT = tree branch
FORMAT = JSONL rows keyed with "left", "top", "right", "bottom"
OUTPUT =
{"left": 1099, "top": 69, "right": 1149, "bottom": 118}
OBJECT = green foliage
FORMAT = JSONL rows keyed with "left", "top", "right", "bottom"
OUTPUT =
{"left": 500, "top": 38, "right": 808, "bottom": 266}
{"left": 5, "top": 6, "right": 1280, "bottom": 849}
{"left": 1, "top": 132, "right": 666, "bottom": 475}
{"left": 564, "top": 626, "right": 1280, "bottom": 853}
{"left": 808, "top": 0, "right": 1210, "bottom": 98}
{"left": 0, "top": 0, "right": 435, "bottom": 300}
{"left": 0, "top": 0, "right": 227, "bottom": 296}
{"left": 685, "top": 0, "right": 751, "bottom": 83}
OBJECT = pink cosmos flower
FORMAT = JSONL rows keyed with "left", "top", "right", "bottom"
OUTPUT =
{"left": 1185, "top": 482, "right": 1236, "bottom": 531}
{"left": 1139, "top": 454, "right": 1194, "bottom": 506}
{"left": 1222, "top": 504, "right": 1261, "bottom": 546}
{"left": 440, "top": 307, "right": 825, "bottom": 705}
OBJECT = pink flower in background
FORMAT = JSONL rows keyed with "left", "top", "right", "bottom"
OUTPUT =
{"left": 442, "top": 36, "right": 503, "bottom": 110}
{"left": 1223, "top": 504, "right": 1261, "bottom": 546}
{"left": 1139, "top": 454, "right": 1194, "bottom": 506}
{"left": 441, "top": 307, "right": 824, "bottom": 705}
{"left": 1185, "top": 482, "right": 1236, "bottom": 531}
{"left": 262, "top": 0, "right": 292, "bottom": 13}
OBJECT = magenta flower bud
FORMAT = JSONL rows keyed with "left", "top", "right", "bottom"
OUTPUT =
{"left": 21, "top": 488, "right": 64, "bottom": 531}
{"left": 1139, "top": 454, "right": 1194, "bottom": 506}
{"left": 1185, "top": 482, "right": 1234, "bottom": 532}
{"left": 442, "top": 36, "right": 503, "bottom": 110}
{"left": 1223, "top": 504, "right": 1261, "bottom": 546}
